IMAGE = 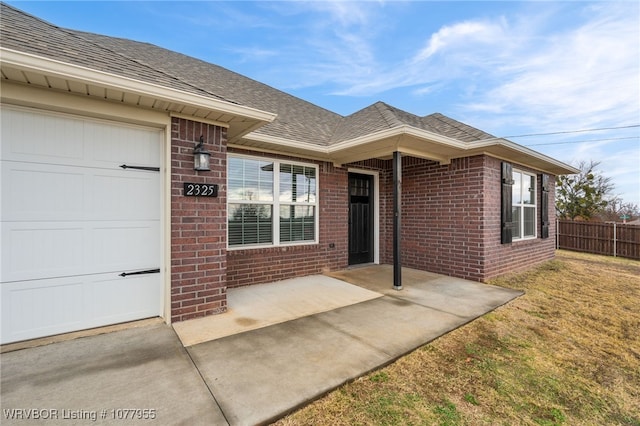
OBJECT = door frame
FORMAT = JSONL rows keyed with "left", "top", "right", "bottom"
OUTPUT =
{"left": 347, "top": 168, "right": 379, "bottom": 265}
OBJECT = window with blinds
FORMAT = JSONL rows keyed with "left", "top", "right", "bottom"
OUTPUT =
{"left": 228, "top": 156, "right": 318, "bottom": 247}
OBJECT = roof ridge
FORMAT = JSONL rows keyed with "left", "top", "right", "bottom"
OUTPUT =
{"left": 373, "top": 101, "right": 404, "bottom": 128}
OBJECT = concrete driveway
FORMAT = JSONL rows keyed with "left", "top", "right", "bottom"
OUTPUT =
{"left": 1, "top": 266, "right": 522, "bottom": 425}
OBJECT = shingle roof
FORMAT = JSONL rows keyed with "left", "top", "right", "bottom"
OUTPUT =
{"left": 71, "top": 30, "right": 343, "bottom": 146}
{"left": 331, "top": 102, "right": 495, "bottom": 143}
{"left": 1, "top": 3, "right": 496, "bottom": 147}
{"left": 0, "top": 3, "right": 230, "bottom": 102}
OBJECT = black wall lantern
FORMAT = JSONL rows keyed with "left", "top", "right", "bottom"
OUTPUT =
{"left": 194, "top": 135, "right": 211, "bottom": 171}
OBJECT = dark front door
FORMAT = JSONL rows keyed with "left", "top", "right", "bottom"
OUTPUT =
{"left": 349, "top": 173, "right": 374, "bottom": 265}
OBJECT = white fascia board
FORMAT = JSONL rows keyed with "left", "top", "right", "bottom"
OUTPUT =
{"left": 469, "top": 137, "right": 580, "bottom": 174}
{"left": 0, "top": 48, "right": 277, "bottom": 123}
{"left": 327, "top": 125, "right": 468, "bottom": 153}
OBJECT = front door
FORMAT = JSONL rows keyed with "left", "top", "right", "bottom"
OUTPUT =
{"left": 348, "top": 173, "right": 374, "bottom": 265}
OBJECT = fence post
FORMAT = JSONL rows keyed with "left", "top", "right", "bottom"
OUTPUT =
{"left": 613, "top": 222, "right": 617, "bottom": 257}
{"left": 556, "top": 218, "right": 559, "bottom": 250}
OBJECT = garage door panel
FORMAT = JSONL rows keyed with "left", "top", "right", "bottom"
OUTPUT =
{"left": 89, "top": 273, "right": 161, "bottom": 321}
{"left": 88, "top": 121, "right": 161, "bottom": 168}
{"left": 1, "top": 108, "right": 85, "bottom": 164}
{"left": 91, "top": 222, "right": 160, "bottom": 272}
{"left": 92, "top": 172, "right": 160, "bottom": 221}
{"left": 2, "top": 164, "right": 160, "bottom": 222}
{"left": 2, "top": 223, "right": 85, "bottom": 282}
{"left": 1, "top": 108, "right": 161, "bottom": 170}
{"left": 1, "top": 278, "right": 84, "bottom": 343}
{"left": 2, "top": 163, "right": 85, "bottom": 221}
{"left": 3, "top": 221, "right": 159, "bottom": 282}
{"left": 1, "top": 273, "right": 161, "bottom": 343}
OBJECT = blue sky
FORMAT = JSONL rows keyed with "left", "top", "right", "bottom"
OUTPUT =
{"left": 8, "top": 1, "right": 640, "bottom": 207}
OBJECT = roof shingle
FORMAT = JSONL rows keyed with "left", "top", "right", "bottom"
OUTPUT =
{"left": 1, "top": 3, "right": 497, "bottom": 147}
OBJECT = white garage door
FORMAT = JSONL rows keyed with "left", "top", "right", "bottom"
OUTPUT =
{"left": 1, "top": 107, "right": 163, "bottom": 344}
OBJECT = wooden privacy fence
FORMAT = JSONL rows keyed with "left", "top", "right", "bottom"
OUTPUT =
{"left": 556, "top": 220, "right": 640, "bottom": 260}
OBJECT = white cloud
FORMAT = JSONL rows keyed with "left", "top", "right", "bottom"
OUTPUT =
{"left": 291, "top": 2, "right": 638, "bottom": 130}
{"left": 305, "top": 0, "right": 373, "bottom": 27}
{"left": 233, "top": 1, "right": 640, "bottom": 204}
{"left": 325, "top": 16, "right": 516, "bottom": 96}
{"left": 412, "top": 19, "right": 509, "bottom": 62}
{"left": 458, "top": 4, "right": 638, "bottom": 125}
{"left": 226, "top": 47, "right": 279, "bottom": 63}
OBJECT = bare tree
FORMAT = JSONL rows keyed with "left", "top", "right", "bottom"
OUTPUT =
{"left": 598, "top": 198, "right": 640, "bottom": 222}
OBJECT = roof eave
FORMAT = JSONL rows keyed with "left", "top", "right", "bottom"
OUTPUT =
{"left": 238, "top": 126, "right": 577, "bottom": 175}
{"left": 0, "top": 48, "right": 277, "bottom": 132}
{"left": 466, "top": 138, "right": 580, "bottom": 175}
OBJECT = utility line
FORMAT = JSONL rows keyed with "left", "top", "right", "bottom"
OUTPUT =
{"left": 525, "top": 136, "right": 640, "bottom": 147}
{"left": 503, "top": 124, "right": 640, "bottom": 139}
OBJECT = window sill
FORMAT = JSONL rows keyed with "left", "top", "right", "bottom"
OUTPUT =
{"left": 512, "top": 236, "right": 537, "bottom": 243}
{"left": 227, "top": 241, "right": 319, "bottom": 251}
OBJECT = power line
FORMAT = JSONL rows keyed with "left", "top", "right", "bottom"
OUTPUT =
{"left": 525, "top": 136, "right": 640, "bottom": 147}
{"left": 503, "top": 124, "right": 640, "bottom": 139}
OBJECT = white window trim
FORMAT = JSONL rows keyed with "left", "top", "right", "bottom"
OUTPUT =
{"left": 227, "top": 153, "right": 319, "bottom": 249}
{"left": 512, "top": 169, "right": 537, "bottom": 241}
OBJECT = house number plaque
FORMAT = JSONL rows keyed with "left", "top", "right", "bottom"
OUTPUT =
{"left": 183, "top": 183, "right": 218, "bottom": 197}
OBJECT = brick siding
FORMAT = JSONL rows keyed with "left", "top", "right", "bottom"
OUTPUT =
{"left": 480, "top": 156, "right": 557, "bottom": 279}
{"left": 170, "top": 117, "right": 228, "bottom": 322}
{"left": 357, "top": 155, "right": 556, "bottom": 281}
{"left": 225, "top": 149, "right": 348, "bottom": 288}
{"left": 170, "top": 136, "right": 558, "bottom": 323}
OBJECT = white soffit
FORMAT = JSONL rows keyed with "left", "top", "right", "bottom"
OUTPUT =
{"left": 0, "top": 48, "right": 276, "bottom": 138}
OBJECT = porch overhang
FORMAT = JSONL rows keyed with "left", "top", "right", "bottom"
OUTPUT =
{"left": 240, "top": 125, "right": 579, "bottom": 176}
{"left": 0, "top": 48, "right": 276, "bottom": 139}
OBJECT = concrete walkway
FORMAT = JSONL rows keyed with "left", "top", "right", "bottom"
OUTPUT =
{"left": 173, "top": 275, "right": 383, "bottom": 346}
{"left": 0, "top": 266, "right": 522, "bottom": 426}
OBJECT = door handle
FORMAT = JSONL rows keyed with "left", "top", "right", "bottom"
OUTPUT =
{"left": 119, "top": 268, "right": 160, "bottom": 277}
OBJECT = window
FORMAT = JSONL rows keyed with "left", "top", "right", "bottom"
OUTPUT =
{"left": 228, "top": 156, "right": 318, "bottom": 247}
{"left": 512, "top": 170, "right": 536, "bottom": 240}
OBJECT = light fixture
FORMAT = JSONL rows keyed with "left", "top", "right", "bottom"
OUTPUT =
{"left": 194, "top": 135, "right": 211, "bottom": 171}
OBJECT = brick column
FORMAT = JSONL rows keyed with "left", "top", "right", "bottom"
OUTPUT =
{"left": 170, "top": 117, "right": 227, "bottom": 322}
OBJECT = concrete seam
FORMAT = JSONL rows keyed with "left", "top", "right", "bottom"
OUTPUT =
{"left": 175, "top": 329, "right": 232, "bottom": 426}
{"left": 383, "top": 294, "right": 470, "bottom": 320}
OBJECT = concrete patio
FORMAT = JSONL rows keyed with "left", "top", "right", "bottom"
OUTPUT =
{"left": 0, "top": 266, "right": 523, "bottom": 425}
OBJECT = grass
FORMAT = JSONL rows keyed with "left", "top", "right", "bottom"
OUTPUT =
{"left": 274, "top": 250, "right": 640, "bottom": 425}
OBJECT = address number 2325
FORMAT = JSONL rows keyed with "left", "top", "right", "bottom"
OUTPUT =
{"left": 183, "top": 183, "right": 218, "bottom": 197}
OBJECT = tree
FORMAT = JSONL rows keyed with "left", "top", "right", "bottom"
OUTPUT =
{"left": 598, "top": 198, "right": 640, "bottom": 222}
{"left": 556, "top": 160, "right": 615, "bottom": 220}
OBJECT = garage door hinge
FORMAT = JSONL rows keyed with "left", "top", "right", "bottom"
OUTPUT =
{"left": 120, "top": 164, "right": 160, "bottom": 172}
{"left": 119, "top": 268, "right": 160, "bottom": 277}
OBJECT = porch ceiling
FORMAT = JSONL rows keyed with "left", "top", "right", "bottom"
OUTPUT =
{"left": 0, "top": 49, "right": 276, "bottom": 139}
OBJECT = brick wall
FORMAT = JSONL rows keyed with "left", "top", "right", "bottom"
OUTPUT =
{"left": 170, "top": 117, "right": 227, "bottom": 322}
{"left": 378, "top": 156, "right": 487, "bottom": 280}
{"left": 170, "top": 140, "right": 558, "bottom": 317}
{"left": 377, "top": 155, "right": 556, "bottom": 282}
{"left": 225, "top": 149, "right": 348, "bottom": 288}
{"left": 480, "top": 156, "right": 557, "bottom": 279}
